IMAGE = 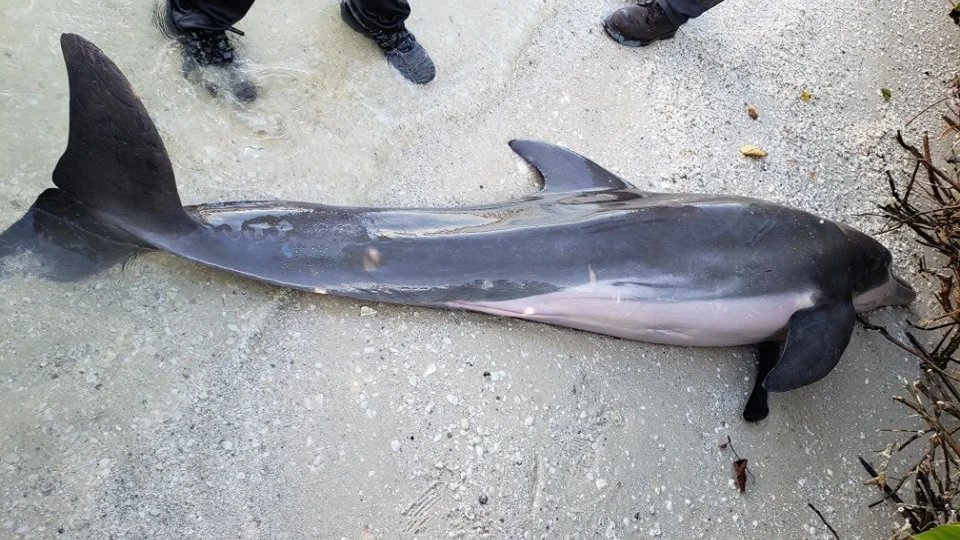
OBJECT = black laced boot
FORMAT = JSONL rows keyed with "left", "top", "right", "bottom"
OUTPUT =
{"left": 157, "top": 2, "right": 258, "bottom": 103}
{"left": 340, "top": 0, "right": 435, "bottom": 84}
{"left": 603, "top": 0, "right": 680, "bottom": 47}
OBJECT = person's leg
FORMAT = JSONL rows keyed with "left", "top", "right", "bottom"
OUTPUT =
{"left": 340, "top": 0, "right": 435, "bottom": 84}
{"left": 657, "top": 0, "right": 724, "bottom": 25}
{"left": 603, "top": 0, "right": 724, "bottom": 48}
{"left": 169, "top": 0, "right": 254, "bottom": 31}
{"left": 159, "top": 0, "right": 258, "bottom": 102}
{"left": 348, "top": 0, "right": 410, "bottom": 32}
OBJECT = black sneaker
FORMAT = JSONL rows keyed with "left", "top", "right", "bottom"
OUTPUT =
{"left": 157, "top": 2, "right": 258, "bottom": 103}
{"left": 603, "top": 1, "right": 680, "bottom": 47}
{"left": 340, "top": 0, "right": 436, "bottom": 84}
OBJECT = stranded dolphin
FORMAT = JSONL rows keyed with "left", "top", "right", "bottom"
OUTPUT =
{"left": 1, "top": 34, "right": 916, "bottom": 421}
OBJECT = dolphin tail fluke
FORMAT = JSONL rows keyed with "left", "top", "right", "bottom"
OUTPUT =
{"left": 52, "top": 34, "right": 195, "bottom": 237}
{"left": 1, "top": 34, "right": 196, "bottom": 281}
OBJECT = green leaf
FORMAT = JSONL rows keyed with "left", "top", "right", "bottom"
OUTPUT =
{"left": 881, "top": 87, "right": 892, "bottom": 101}
{"left": 913, "top": 523, "right": 960, "bottom": 540}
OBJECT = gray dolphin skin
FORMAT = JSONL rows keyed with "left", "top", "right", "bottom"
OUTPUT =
{"left": 2, "top": 35, "right": 916, "bottom": 421}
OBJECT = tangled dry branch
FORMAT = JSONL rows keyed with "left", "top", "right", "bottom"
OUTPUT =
{"left": 860, "top": 113, "right": 960, "bottom": 537}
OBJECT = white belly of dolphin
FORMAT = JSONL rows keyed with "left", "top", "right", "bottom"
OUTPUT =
{"left": 449, "top": 284, "right": 817, "bottom": 347}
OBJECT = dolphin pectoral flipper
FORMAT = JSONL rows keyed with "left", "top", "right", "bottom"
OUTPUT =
{"left": 508, "top": 139, "right": 638, "bottom": 193}
{"left": 743, "top": 341, "right": 778, "bottom": 422}
{"left": 763, "top": 300, "right": 857, "bottom": 393}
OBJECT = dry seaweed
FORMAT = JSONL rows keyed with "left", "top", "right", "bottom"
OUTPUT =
{"left": 860, "top": 104, "right": 960, "bottom": 537}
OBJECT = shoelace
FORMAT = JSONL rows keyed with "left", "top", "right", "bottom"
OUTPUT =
{"left": 186, "top": 31, "right": 235, "bottom": 66}
{"left": 376, "top": 30, "right": 417, "bottom": 54}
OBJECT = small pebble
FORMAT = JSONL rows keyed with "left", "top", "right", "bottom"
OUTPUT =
{"left": 391, "top": 440, "right": 401, "bottom": 452}
{"left": 446, "top": 394, "right": 459, "bottom": 406}
{"left": 360, "top": 306, "right": 377, "bottom": 317}
{"left": 479, "top": 493, "right": 488, "bottom": 505}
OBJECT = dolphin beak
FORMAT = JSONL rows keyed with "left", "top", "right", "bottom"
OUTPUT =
{"left": 888, "top": 272, "right": 917, "bottom": 306}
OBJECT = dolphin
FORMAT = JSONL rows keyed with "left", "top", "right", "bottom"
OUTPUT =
{"left": 2, "top": 34, "right": 916, "bottom": 421}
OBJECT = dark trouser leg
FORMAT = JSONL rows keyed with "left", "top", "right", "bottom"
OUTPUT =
{"left": 347, "top": 0, "right": 411, "bottom": 32}
{"left": 170, "top": 0, "right": 256, "bottom": 31}
{"left": 341, "top": 0, "right": 433, "bottom": 84}
{"left": 656, "top": 0, "right": 724, "bottom": 26}
{"left": 742, "top": 342, "right": 778, "bottom": 422}
{"left": 162, "top": 0, "right": 258, "bottom": 102}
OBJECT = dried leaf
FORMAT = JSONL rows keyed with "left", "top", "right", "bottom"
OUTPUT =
{"left": 747, "top": 104, "right": 759, "bottom": 120}
{"left": 739, "top": 145, "right": 768, "bottom": 158}
{"left": 881, "top": 88, "right": 892, "bottom": 101}
{"left": 863, "top": 469, "right": 887, "bottom": 487}
{"left": 733, "top": 459, "right": 748, "bottom": 493}
{"left": 800, "top": 90, "right": 813, "bottom": 101}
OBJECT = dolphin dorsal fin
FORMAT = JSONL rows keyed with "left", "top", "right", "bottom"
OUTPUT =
{"left": 508, "top": 140, "right": 636, "bottom": 193}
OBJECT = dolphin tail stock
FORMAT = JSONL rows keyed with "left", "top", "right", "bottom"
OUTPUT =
{"left": 0, "top": 188, "right": 150, "bottom": 282}
{"left": 0, "top": 34, "right": 201, "bottom": 280}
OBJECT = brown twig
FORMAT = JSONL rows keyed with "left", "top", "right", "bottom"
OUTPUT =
{"left": 808, "top": 503, "right": 841, "bottom": 540}
{"left": 869, "top": 113, "right": 960, "bottom": 538}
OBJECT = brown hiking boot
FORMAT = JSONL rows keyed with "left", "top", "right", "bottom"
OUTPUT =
{"left": 603, "top": 1, "right": 679, "bottom": 47}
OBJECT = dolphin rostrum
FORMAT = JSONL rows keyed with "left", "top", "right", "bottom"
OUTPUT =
{"left": 2, "top": 35, "right": 916, "bottom": 421}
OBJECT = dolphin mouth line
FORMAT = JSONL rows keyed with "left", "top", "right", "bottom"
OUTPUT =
{"left": 891, "top": 272, "right": 918, "bottom": 306}
{"left": 892, "top": 272, "right": 914, "bottom": 292}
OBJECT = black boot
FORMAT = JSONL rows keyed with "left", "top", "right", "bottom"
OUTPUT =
{"left": 340, "top": 0, "right": 435, "bottom": 84}
{"left": 157, "top": 2, "right": 258, "bottom": 103}
{"left": 603, "top": 0, "right": 680, "bottom": 47}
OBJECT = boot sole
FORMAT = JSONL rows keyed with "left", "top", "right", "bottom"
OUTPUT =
{"left": 602, "top": 20, "right": 677, "bottom": 47}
